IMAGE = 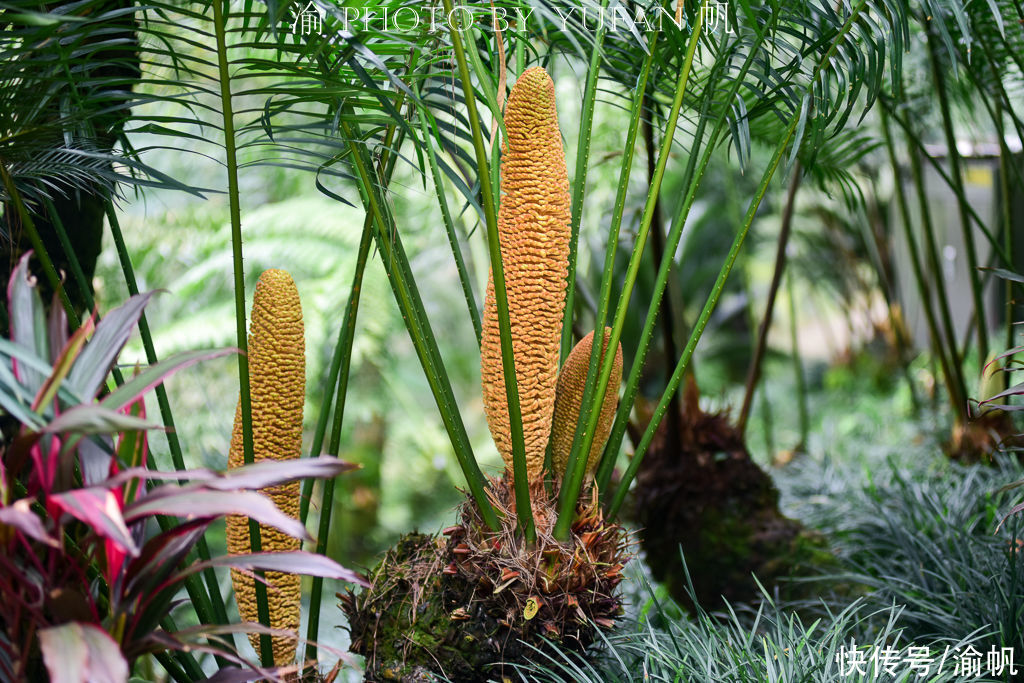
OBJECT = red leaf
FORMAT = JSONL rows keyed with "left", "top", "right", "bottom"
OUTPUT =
{"left": 48, "top": 487, "right": 138, "bottom": 558}
{"left": 31, "top": 436, "right": 61, "bottom": 496}
{"left": 179, "top": 551, "right": 368, "bottom": 588}
{"left": 101, "top": 347, "right": 239, "bottom": 413}
{"left": 44, "top": 405, "right": 162, "bottom": 436}
{"left": 8, "top": 252, "right": 47, "bottom": 395}
{"left": 103, "top": 455, "right": 357, "bottom": 492}
{"left": 0, "top": 498, "right": 56, "bottom": 546}
{"left": 123, "top": 520, "right": 210, "bottom": 601}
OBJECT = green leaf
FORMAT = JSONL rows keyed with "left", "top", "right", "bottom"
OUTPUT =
{"left": 68, "top": 291, "right": 159, "bottom": 400}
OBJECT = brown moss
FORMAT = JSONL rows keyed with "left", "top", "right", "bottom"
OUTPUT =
{"left": 480, "top": 66, "right": 572, "bottom": 482}
{"left": 225, "top": 268, "right": 305, "bottom": 666}
{"left": 550, "top": 328, "right": 623, "bottom": 480}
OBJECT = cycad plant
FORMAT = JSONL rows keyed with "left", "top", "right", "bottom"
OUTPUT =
{"left": 870, "top": 0, "right": 1024, "bottom": 458}
{"left": 343, "top": 67, "right": 630, "bottom": 680}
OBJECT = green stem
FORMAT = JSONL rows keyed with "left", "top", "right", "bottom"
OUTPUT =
{"left": 607, "top": 112, "right": 801, "bottom": 520}
{"left": 299, "top": 45, "right": 417, "bottom": 526}
{"left": 585, "top": 46, "right": 656, "bottom": 493}
{"left": 153, "top": 650, "right": 192, "bottom": 683}
{"left": 883, "top": 102, "right": 1010, "bottom": 266}
{"left": 419, "top": 108, "right": 483, "bottom": 345}
{"left": 561, "top": 0, "right": 608, "bottom": 362}
{"left": 596, "top": 28, "right": 771, "bottom": 494}
{"left": 737, "top": 162, "right": 802, "bottom": 435}
{"left": 302, "top": 70, "right": 413, "bottom": 661}
{"left": 906, "top": 132, "right": 969, "bottom": 422}
{"left": 104, "top": 208, "right": 234, "bottom": 660}
{"left": 303, "top": 214, "right": 373, "bottom": 666}
{"left": 38, "top": 196, "right": 90, "bottom": 314}
{"left": 998, "top": 113, "right": 1015, "bottom": 354}
{"left": 641, "top": 98, "right": 683, "bottom": 449}
{"left": 340, "top": 115, "right": 499, "bottom": 530}
{"left": 786, "top": 270, "right": 809, "bottom": 449}
{"left": 554, "top": 18, "right": 701, "bottom": 540}
{"left": 444, "top": 0, "right": 531, "bottom": 541}
{"left": 879, "top": 109, "right": 961, "bottom": 424}
{"left": 925, "top": 25, "right": 987, "bottom": 360}
{"left": 210, "top": 0, "right": 271, "bottom": 665}
{"left": 157, "top": 617, "right": 207, "bottom": 681}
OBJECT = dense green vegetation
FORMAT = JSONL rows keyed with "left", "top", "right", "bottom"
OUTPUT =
{"left": 3, "top": 0, "right": 1024, "bottom": 680}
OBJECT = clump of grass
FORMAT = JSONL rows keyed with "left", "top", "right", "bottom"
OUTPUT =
{"left": 783, "top": 452, "right": 1024, "bottom": 664}
{"left": 504, "top": 571, "right": 980, "bottom": 683}
{"left": 512, "top": 395, "right": 1023, "bottom": 682}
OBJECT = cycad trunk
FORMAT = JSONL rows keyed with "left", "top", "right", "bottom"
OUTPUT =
{"left": 630, "top": 376, "right": 831, "bottom": 611}
{"left": 342, "top": 479, "right": 628, "bottom": 682}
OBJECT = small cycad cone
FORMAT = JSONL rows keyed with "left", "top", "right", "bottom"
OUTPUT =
{"left": 550, "top": 328, "right": 623, "bottom": 480}
{"left": 225, "top": 268, "right": 305, "bottom": 666}
{"left": 480, "top": 66, "right": 571, "bottom": 482}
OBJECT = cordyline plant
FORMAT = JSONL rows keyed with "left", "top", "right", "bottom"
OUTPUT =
{"left": 0, "top": 253, "right": 365, "bottom": 681}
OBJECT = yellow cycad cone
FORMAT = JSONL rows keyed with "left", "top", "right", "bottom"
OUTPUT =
{"left": 480, "top": 66, "right": 571, "bottom": 482}
{"left": 225, "top": 268, "right": 305, "bottom": 666}
{"left": 550, "top": 329, "right": 623, "bottom": 480}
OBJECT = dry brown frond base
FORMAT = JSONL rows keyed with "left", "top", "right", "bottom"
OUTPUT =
{"left": 948, "top": 412, "right": 1021, "bottom": 462}
{"left": 341, "top": 477, "right": 631, "bottom": 682}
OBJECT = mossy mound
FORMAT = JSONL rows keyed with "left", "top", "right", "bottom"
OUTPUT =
{"left": 630, "top": 377, "right": 833, "bottom": 611}
{"left": 341, "top": 479, "right": 630, "bottom": 682}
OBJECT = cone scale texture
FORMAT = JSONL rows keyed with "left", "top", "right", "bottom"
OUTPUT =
{"left": 551, "top": 329, "right": 623, "bottom": 480}
{"left": 226, "top": 268, "right": 305, "bottom": 666}
{"left": 480, "top": 66, "right": 572, "bottom": 482}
